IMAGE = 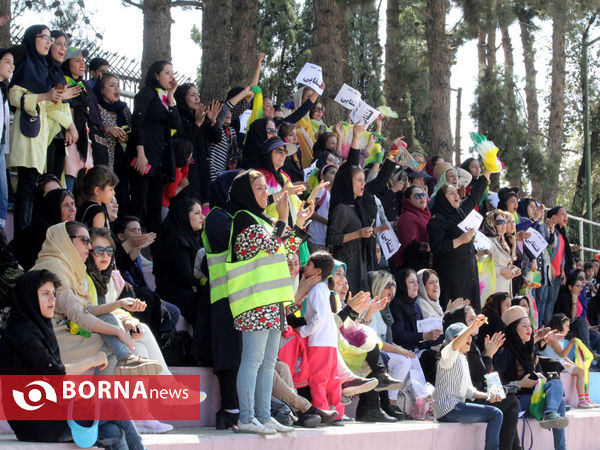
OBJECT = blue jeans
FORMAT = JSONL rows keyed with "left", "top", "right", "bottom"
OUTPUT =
{"left": 545, "top": 277, "right": 563, "bottom": 325}
{"left": 0, "top": 153, "right": 7, "bottom": 228}
{"left": 98, "top": 314, "right": 131, "bottom": 362}
{"left": 162, "top": 301, "right": 181, "bottom": 331}
{"left": 236, "top": 328, "right": 281, "bottom": 423}
{"left": 533, "top": 284, "right": 548, "bottom": 327}
{"left": 519, "top": 379, "right": 566, "bottom": 450}
{"left": 438, "top": 402, "right": 503, "bottom": 450}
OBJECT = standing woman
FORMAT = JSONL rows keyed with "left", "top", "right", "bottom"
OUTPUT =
{"left": 127, "top": 60, "right": 181, "bottom": 236}
{"left": 7, "top": 25, "right": 78, "bottom": 234}
{"left": 427, "top": 170, "right": 490, "bottom": 312}
{"left": 327, "top": 160, "right": 372, "bottom": 294}
{"left": 394, "top": 185, "right": 431, "bottom": 271}
{"left": 227, "top": 169, "right": 312, "bottom": 434}
{"left": 482, "top": 210, "right": 520, "bottom": 297}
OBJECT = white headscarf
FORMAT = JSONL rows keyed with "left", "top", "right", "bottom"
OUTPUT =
{"left": 416, "top": 269, "right": 443, "bottom": 319}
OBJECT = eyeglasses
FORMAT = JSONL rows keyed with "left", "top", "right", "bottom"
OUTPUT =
{"left": 36, "top": 34, "right": 55, "bottom": 44}
{"left": 266, "top": 128, "right": 277, "bottom": 134}
{"left": 92, "top": 246, "right": 114, "bottom": 257}
{"left": 495, "top": 219, "right": 507, "bottom": 225}
{"left": 314, "top": 107, "right": 324, "bottom": 112}
{"left": 69, "top": 235, "right": 91, "bottom": 246}
{"left": 412, "top": 193, "right": 426, "bottom": 200}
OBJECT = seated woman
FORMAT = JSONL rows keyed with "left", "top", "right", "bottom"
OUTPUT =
{"left": 476, "top": 292, "right": 511, "bottom": 352}
{"left": 433, "top": 318, "right": 503, "bottom": 450}
{"left": 0, "top": 270, "right": 145, "bottom": 449}
{"left": 542, "top": 313, "right": 598, "bottom": 408}
{"left": 443, "top": 305, "right": 521, "bottom": 450}
{"left": 390, "top": 268, "right": 443, "bottom": 384}
{"left": 366, "top": 270, "right": 429, "bottom": 418}
{"left": 416, "top": 268, "right": 468, "bottom": 319}
{"left": 495, "top": 306, "right": 569, "bottom": 450}
{"left": 31, "top": 221, "right": 162, "bottom": 375}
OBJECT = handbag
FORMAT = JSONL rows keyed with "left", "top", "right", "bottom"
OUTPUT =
{"left": 19, "top": 94, "right": 41, "bottom": 138}
{"left": 528, "top": 378, "right": 546, "bottom": 420}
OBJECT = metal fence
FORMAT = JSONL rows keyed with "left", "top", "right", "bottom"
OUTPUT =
{"left": 567, "top": 213, "right": 600, "bottom": 261}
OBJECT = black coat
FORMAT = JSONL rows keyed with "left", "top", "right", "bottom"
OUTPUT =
{"left": 427, "top": 176, "right": 488, "bottom": 311}
{"left": 128, "top": 86, "right": 182, "bottom": 180}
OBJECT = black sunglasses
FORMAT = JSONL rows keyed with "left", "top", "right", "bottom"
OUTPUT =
{"left": 92, "top": 246, "right": 114, "bottom": 257}
{"left": 495, "top": 219, "right": 507, "bottom": 225}
{"left": 69, "top": 235, "right": 91, "bottom": 246}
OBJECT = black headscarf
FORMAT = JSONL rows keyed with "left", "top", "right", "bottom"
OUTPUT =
{"left": 2, "top": 271, "right": 64, "bottom": 373}
{"left": 258, "top": 139, "right": 285, "bottom": 187}
{"left": 210, "top": 169, "right": 241, "bottom": 212}
{"left": 547, "top": 206, "right": 574, "bottom": 274}
{"left": 461, "top": 158, "right": 478, "bottom": 187}
{"left": 517, "top": 198, "right": 535, "bottom": 220}
{"left": 243, "top": 118, "right": 270, "bottom": 168}
{"left": 46, "top": 30, "right": 67, "bottom": 87}
{"left": 10, "top": 25, "right": 52, "bottom": 93}
{"left": 393, "top": 268, "right": 419, "bottom": 323}
{"left": 443, "top": 305, "right": 467, "bottom": 331}
{"left": 329, "top": 163, "right": 369, "bottom": 227}
{"left": 38, "top": 188, "right": 71, "bottom": 225}
{"left": 94, "top": 77, "right": 129, "bottom": 127}
{"left": 159, "top": 197, "right": 203, "bottom": 253}
{"left": 503, "top": 319, "right": 536, "bottom": 375}
{"left": 174, "top": 83, "right": 196, "bottom": 124}
{"left": 144, "top": 60, "right": 171, "bottom": 89}
{"left": 229, "top": 170, "right": 273, "bottom": 249}
{"left": 430, "top": 184, "right": 466, "bottom": 223}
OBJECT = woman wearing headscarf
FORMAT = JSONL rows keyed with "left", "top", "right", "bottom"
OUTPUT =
{"left": 0, "top": 270, "right": 146, "bottom": 448}
{"left": 395, "top": 185, "right": 431, "bottom": 271}
{"left": 427, "top": 170, "right": 490, "bottom": 312}
{"left": 482, "top": 209, "right": 520, "bottom": 298}
{"left": 390, "top": 268, "right": 443, "bottom": 384}
{"left": 428, "top": 164, "right": 471, "bottom": 210}
{"left": 174, "top": 83, "right": 221, "bottom": 206}
{"left": 31, "top": 222, "right": 161, "bottom": 374}
{"left": 241, "top": 117, "right": 277, "bottom": 169}
{"left": 202, "top": 170, "right": 243, "bottom": 429}
{"left": 126, "top": 60, "right": 181, "bottom": 236}
{"left": 227, "top": 169, "right": 312, "bottom": 434}
{"left": 14, "top": 188, "right": 76, "bottom": 270}
{"left": 153, "top": 197, "right": 204, "bottom": 325}
{"left": 442, "top": 305, "right": 520, "bottom": 450}
{"left": 494, "top": 306, "right": 569, "bottom": 449}
{"left": 416, "top": 268, "right": 465, "bottom": 319}
{"left": 477, "top": 292, "right": 511, "bottom": 352}
{"left": 7, "top": 25, "right": 78, "bottom": 235}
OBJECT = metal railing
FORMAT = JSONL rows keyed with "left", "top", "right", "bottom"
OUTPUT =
{"left": 567, "top": 212, "right": 600, "bottom": 261}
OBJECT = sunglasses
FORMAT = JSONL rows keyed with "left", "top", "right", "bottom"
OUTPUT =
{"left": 266, "top": 128, "right": 277, "bottom": 134}
{"left": 385, "top": 282, "right": 396, "bottom": 290}
{"left": 36, "top": 34, "right": 55, "bottom": 44}
{"left": 495, "top": 219, "right": 507, "bottom": 225}
{"left": 413, "top": 193, "right": 427, "bottom": 200}
{"left": 92, "top": 246, "right": 114, "bottom": 257}
{"left": 273, "top": 148, "right": 287, "bottom": 155}
{"left": 70, "top": 235, "right": 91, "bottom": 246}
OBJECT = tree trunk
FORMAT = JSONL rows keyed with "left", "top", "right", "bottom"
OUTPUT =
{"left": 200, "top": 0, "right": 232, "bottom": 102}
{"left": 141, "top": 0, "right": 172, "bottom": 79}
{"left": 500, "top": 23, "right": 523, "bottom": 187}
{"left": 384, "top": 0, "right": 421, "bottom": 151}
{"left": 518, "top": 10, "right": 545, "bottom": 200}
{"left": 426, "top": 0, "right": 453, "bottom": 161}
{"left": 476, "top": 27, "right": 486, "bottom": 131}
{"left": 312, "top": 0, "right": 347, "bottom": 124}
{"left": 0, "top": 0, "right": 10, "bottom": 47}
{"left": 230, "top": 0, "right": 256, "bottom": 87}
{"left": 545, "top": 6, "right": 567, "bottom": 206}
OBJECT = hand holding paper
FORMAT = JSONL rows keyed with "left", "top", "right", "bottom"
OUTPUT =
{"left": 295, "top": 63, "right": 324, "bottom": 95}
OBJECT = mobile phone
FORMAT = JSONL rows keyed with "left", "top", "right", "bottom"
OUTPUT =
{"left": 122, "top": 300, "right": 134, "bottom": 306}
{"left": 130, "top": 158, "right": 151, "bottom": 175}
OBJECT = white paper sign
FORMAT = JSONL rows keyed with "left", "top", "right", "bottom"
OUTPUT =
{"left": 377, "top": 221, "right": 401, "bottom": 260}
{"left": 238, "top": 109, "right": 252, "bottom": 134}
{"left": 350, "top": 100, "right": 379, "bottom": 127}
{"left": 334, "top": 83, "right": 361, "bottom": 110}
{"left": 295, "top": 63, "right": 323, "bottom": 95}
{"left": 474, "top": 230, "right": 491, "bottom": 252}
{"left": 524, "top": 227, "right": 548, "bottom": 258}
{"left": 457, "top": 209, "right": 484, "bottom": 232}
{"left": 417, "top": 317, "right": 443, "bottom": 333}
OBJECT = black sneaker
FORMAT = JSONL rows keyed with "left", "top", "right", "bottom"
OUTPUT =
{"left": 356, "top": 407, "right": 398, "bottom": 423}
{"left": 374, "top": 373, "right": 404, "bottom": 392}
{"left": 341, "top": 377, "right": 379, "bottom": 396}
{"left": 295, "top": 412, "right": 321, "bottom": 428}
{"left": 383, "top": 404, "right": 407, "bottom": 421}
{"left": 540, "top": 412, "right": 569, "bottom": 430}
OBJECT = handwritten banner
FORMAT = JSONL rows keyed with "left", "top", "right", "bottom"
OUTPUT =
{"left": 377, "top": 221, "right": 401, "bottom": 260}
{"left": 334, "top": 83, "right": 362, "bottom": 110}
{"left": 524, "top": 227, "right": 548, "bottom": 258}
{"left": 295, "top": 63, "right": 323, "bottom": 95}
{"left": 457, "top": 209, "right": 484, "bottom": 233}
{"left": 350, "top": 100, "right": 379, "bottom": 127}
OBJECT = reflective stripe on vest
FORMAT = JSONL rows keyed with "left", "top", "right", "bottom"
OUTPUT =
{"left": 226, "top": 210, "right": 294, "bottom": 318}
{"left": 201, "top": 209, "right": 231, "bottom": 304}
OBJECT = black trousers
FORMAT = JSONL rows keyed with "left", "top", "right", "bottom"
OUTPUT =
{"left": 14, "top": 166, "right": 38, "bottom": 235}
{"left": 127, "top": 170, "right": 164, "bottom": 237}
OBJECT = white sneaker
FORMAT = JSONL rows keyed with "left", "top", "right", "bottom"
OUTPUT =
{"left": 135, "top": 420, "right": 174, "bottom": 434}
{"left": 237, "top": 418, "right": 277, "bottom": 435}
{"left": 262, "top": 417, "right": 294, "bottom": 433}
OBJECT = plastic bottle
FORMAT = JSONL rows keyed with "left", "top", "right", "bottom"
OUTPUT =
{"left": 412, "top": 397, "right": 426, "bottom": 420}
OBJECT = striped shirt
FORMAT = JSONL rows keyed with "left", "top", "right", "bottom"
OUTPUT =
{"left": 432, "top": 344, "right": 477, "bottom": 419}
{"left": 209, "top": 100, "right": 237, "bottom": 182}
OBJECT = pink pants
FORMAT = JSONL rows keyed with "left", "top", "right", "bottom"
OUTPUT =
{"left": 307, "top": 346, "right": 344, "bottom": 419}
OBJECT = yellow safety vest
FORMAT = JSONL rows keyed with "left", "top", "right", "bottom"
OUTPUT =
{"left": 201, "top": 207, "right": 230, "bottom": 304}
{"left": 226, "top": 210, "right": 294, "bottom": 318}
